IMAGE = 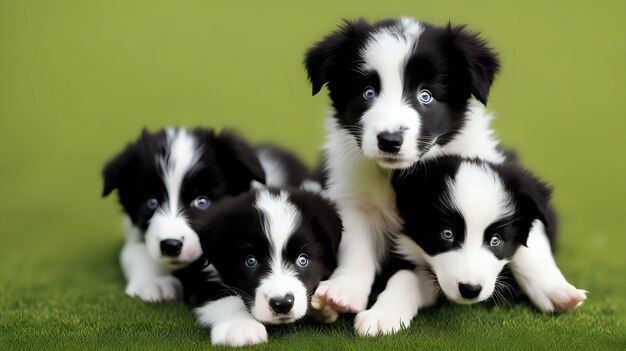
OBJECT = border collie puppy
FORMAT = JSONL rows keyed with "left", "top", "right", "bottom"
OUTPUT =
{"left": 390, "top": 156, "right": 586, "bottom": 320}
{"left": 304, "top": 17, "right": 503, "bottom": 329}
{"left": 193, "top": 188, "right": 342, "bottom": 347}
{"left": 103, "top": 128, "right": 311, "bottom": 302}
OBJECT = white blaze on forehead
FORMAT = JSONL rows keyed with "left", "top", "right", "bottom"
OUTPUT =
{"left": 160, "top": 128, "right": 201, "bottom": 217}
{"left": 254, "top": 190, "right": 301, "bottom": 271}
{"left": 447, "top": 162, "right": 514, "bottom": 250}
{"left": 360, "top": 20, "right": 423, "bottom": 102}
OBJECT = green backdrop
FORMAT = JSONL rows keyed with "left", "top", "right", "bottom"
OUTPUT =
{"left": 1, "top": 0, "right": 624, "bottom": 349}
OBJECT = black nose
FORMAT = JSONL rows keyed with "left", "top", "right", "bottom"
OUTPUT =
{"left": 269, "top": 293, "right": 294, "bottom": 314}
{"left": 160, "top": 239, "right": 183, "bottom": 257}
{"left": 377, "top": 131, "right": 403, "bottom": 153}
{"left": 458, "top": 283, "right": 482, "bottom": 299}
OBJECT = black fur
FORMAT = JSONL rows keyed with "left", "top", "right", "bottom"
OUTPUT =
{"left": 102, "top": 128, "right": 265, "bottom": 232}
{"left": 192, "top": 188, "right": 342, "bottom": 308}
{"left": 304, "top": 18, "right": 500, "bottom": 149}
{"left": 393, "top": 156, "right": 555, "bottom": 260}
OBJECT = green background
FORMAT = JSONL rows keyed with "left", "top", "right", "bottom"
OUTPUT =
{"left": 1, "top": 0, "right": 624, "bottom": 349}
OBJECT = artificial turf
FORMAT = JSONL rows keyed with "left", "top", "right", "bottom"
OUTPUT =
{"left": 1, "top": 0, "right": 624, "bottom": 350}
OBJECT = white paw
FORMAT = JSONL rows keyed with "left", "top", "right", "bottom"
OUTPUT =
{"left": 354, "top": 306, "right": 413, "bottom": 336}
{"left": 211, "top": 319, "right": 268, "bottom": 347}
{"left": 313, "top": 276, "right": 370, "bottom": 314}
{"left": 125, "top": 276, "right": 182, "bottom": 302}
{"left": 530, "top": 281, "right": 587, "bottom": 313}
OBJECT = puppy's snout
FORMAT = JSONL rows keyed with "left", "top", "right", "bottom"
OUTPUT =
{"left": 458, "top": 283, "right": 482, "bottom": 299}
{"left": 269, "top": 293, "right": 294, "bottom": 314}
{"left": 377, "top": 131, "right": 403, "bottom": 153}
{"left": 160, "top": 239, "right": 183, "bottom": 256}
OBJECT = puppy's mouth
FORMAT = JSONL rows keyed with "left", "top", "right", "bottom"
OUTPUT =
{"left": 375, "top": 155, "right": 415, "bottom": 170}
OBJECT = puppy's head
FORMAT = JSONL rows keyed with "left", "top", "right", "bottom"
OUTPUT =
{"left": 102, "top": 128, "right": 265, "bottom": 269}
{"left": 305, "top": 18, "right": 499, "bottom": 169}
{"left": 393, "top": 157, "right": 552, "bottom": 304}
{"left": 197, "top": 188, "right": 342, "bottom": 324}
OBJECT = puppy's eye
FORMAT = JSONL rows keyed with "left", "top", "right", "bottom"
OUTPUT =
{"left": 490, "top": 234, "right": 502, "bottom": 247}
{"left": 296, "top": 254, "right": 309, "bottom": 267}
{"left": 244, "top": 255, "right": 257, "bottom": 268}
{"left": 192, "top": 196, "right": 211, "bottom": 209}
{"left": 146, "top": 197, "right": 158, "bottom": 210}
{"left": 441, "top": 228, "right": 454, "bottom": 241}
{"left": 363, "top": 87, "right": 376, "bottom": 100}
{"left": 418, "top": 89, "right": 433, "bottom": 104}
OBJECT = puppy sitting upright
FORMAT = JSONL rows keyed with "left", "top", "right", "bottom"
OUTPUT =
{"left": 304, "top": 17, "right": 504, "bottom": 332}
{"left": 392, "top": 156, "right": 587, "bottom": 314}
{"left": 193, "top": 188, "right": 342, "bottom": 347}
{"left": 103, "top": 128, "right": 269, "bottom": 302}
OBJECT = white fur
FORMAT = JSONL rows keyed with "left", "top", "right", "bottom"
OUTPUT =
{"left": 423, "top": 102, "right": 506, "bottom": 164}
{"left": 359, "top": 23, "right": 424, "bottom": 169}
{"left": 195, "top": 296, "right": 268, "bottom": 347}
{"left": 256, "top": 148, "right": 287, "bottom": 188}
{"left": 316, "top": 101, "right": 505, "bottom": 316}
{"left": 426, "top": 163, "right": 514, "bottom": 302}
{"left": 510, "top": 221, "right": 587, "bottom": 312}
{"left": 120, "top": 216, "right": 182, "bottom": 302}
{"left": 251, "top": 190, "right": 308, "bottom": 323}
{"left": 120, "top": 129, "right": 204, "bottom": 302}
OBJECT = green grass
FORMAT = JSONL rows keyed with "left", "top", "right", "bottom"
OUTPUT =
{"left": 1, "top": 0, "right": 625, "bottom": 349}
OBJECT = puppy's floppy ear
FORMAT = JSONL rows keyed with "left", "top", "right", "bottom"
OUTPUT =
{"left": 502, "top": 164, "right": 554, "bottom": 247}
{"left": 448, "top": 23, "right": 500, "bottom": 105}
{"left": 304, "top": 18, "right": 369, "bottom": 96}
{"left": 291, "top": 191, "right": 343, "bottom": 268}
{"left": 214, "top": 130, "right": 266, "bottom": 189}
{"left": 102, "top": 128, "right": 150, "bottom": 197}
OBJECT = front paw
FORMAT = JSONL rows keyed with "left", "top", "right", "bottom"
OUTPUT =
{"left": 313, "top": 276, "right": 370, "bottom": 314}
{"left": 530, "top": 281, "right": 587, "bottom": 313}
{"left": 125, "top": 276, "right": 182, "bottom": 302}
{"left": 354, "top": 306, "right": 413, "bottom": 337}
{"left": 211, "top": 319, "right": 268, "bottom": 347}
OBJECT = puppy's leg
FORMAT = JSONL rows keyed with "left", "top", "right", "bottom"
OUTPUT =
{"left": 195, "top": 296, "right": 268, "bottom": 347}
{"left": 354, "top": 268, "right": 437, "bottom": 336}
{"left": 312, "top": 207, "right": 377, "bottom": 315}
{"left": 509, "top": 220, "right": 586, "bottom": 313}
{"left": 120, "top": 222, "right": 182, "bottom": 302}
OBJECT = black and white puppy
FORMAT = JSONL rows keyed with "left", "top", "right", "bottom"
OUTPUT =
{"left": 391, "top": 156, "right": 586, "bottom": 317}
{"left": 193, "top": 188, "right": 342, "bottom": 347}
{"left": 304, "top": 17, "right": 504, "bottom": 332}
{"left": 102, "top": 128, "right": 311, "bottom": 302}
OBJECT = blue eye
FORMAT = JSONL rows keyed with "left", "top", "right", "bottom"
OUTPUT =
{"left": 441, "top": 228, "right": 454, "bottom": 241}
{"left": 146, "top": 197, "right": 158, "bottom": 210}
{"left": 245, "top": 255, "right": 257, "bottom": 268}
{"left": 363, "top": 87, "right": 376, "bottom": 100}
{"left": 192, "top": 196, "right": 210, "bottom": 209}
{"left": 490, "top": 234, "right": 502, "bottom": 247}
{"left": 418, "top": 89, "right": 433, "bottom": 104}
{"left": 296, "top": 254, "right": 309, "bottom": 267}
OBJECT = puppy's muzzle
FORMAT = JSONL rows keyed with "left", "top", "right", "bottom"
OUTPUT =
{"left": 377, "top": 131, "right": 403, "bottom": 154}
{"left": 160, "top": 239, "right": 183, "bottom": 257}
{"left": 269, "top": 293, "right": 295, "bottom": 314}
{"left": 458, "top": 283, "right": 482, "bottom": 299}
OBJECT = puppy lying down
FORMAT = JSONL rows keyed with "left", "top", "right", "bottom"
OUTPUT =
{"left": 376, "top": 155, "right": 587, "bottom": 331}
{"left": 192, "top": 188, "right": 342, "bottom": 346}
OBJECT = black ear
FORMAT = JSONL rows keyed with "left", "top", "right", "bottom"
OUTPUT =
{"left": 102, "top": 131, "right": 142, "bottom": 197}
{"left": 291, "top": 191, "right": 343, "bottom": 268}
{"left": 502, "top": 164, "right": 554, "bottom": 247}
{"left": 448, "top": 24, "right": 500, "bottom": 105}
{"left": 214, "top": 130, "right": 266, "bottom": 188}
{"left": 304, "top": 18, "right": 369, "bottom": 96}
